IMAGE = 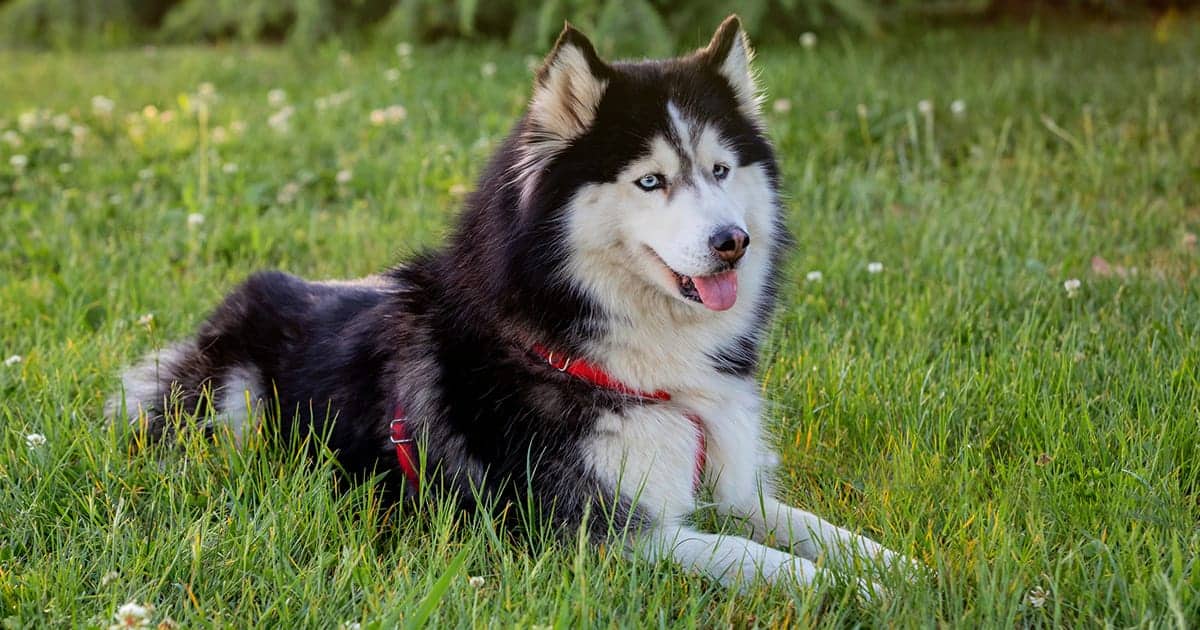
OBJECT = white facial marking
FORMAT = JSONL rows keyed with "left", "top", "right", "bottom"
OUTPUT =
{"left": 561, "top": 101, "right": 778, "bottom": 393}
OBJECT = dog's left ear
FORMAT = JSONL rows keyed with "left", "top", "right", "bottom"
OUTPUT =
{"left": 702, "top": 15, "right": 761, "bottom": 122}
{"left": 529, "top": 24, "right": 610, "bottom": 143}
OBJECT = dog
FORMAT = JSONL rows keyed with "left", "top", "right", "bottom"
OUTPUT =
{"left": 110, "top": 15, "right": 908, "bottom": 593}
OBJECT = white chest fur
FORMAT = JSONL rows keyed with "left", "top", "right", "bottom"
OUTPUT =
{"left": 583, "top": 376, "right": 769, "bottom": 524}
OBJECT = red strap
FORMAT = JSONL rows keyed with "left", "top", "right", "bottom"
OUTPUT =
{"left": 390, "top": 405, "right": 420, "bottom": 492}
{"left": 392, "top": 345, "right": 706, "bottom": 494}
{"left": 531, "top": 344, "right": 671, "bottom": 402}
{"left": 530, "top": 344, "right": 705, "bottom": 491}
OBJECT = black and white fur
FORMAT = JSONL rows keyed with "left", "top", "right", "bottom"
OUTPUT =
{"left": 111, "top": 16, "right": 907, "bottom": 592}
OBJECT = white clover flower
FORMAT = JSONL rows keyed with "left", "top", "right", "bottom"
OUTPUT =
{"left": 52, "top": 114, "right": 71, "bottom": 132}
{"left": 1063, "top": 278, "right": 1081, "bottom": 298}
{"left": 481, "top": 62, "right": 497, "bottom": 78}
{"left": 5, "top": 354, "right": 22, "bottom": 366}
{"left": 772, "top": 98, "right": 792, "bottom": 114}
{"left": 917, "top": 99, "right": 933, "bottom": 115}
{"left": 2, "top": 129, "right": 22, "bottom": 148}
{"left": 267, "top": 88, "right": 287, "bottom": 107}
{"left": 138, "top": 168, "right": 154, "bottom": 181}
{"left": 448, "top": 183, "right": 468, "bottom": 197}
{"left": 316, "top": 90, "right": 352, "bottom": 111}
{"left": 335, "top": 169, "right": 353, "bottom": 185}
{"left": 340, "top": 622, "right": 362, "bottom": 630}
{"left": 26, "top": 433, "right": 46, "bottom": 449}
{"left": 197, "top": 82, "right": 217, "bottom": 102}
{"left": 856, "top": 103, "right": 869, "bottom": 118}
{"left": 222, "top": 162, "right": 238, "bottom": 174}
{"left": 867, "top": 261, "right": 883, "bottom": 274}
{"left": 101, "top": 571, "right": 120, "bottom": 586}
{"left": 1026, "top": 585, "right": 1048, "bottom": 609}
{"left": 384, "top": 68, "right": 401, "bottom": 82}
{"left": 468, "top": 575, "right": 485, "bottom": 588}
{"left": 17, "top": 111, "right": 37, "bottom": 132}
{"left": 950, "top": 99, "right": 966, "bottom": 117}
{"left": 277, "top": 181, "right": 301, "bottom": 205}
{"left": 268, "top": 106, "right": 294, "bottom": 134}
{"left": 369, "top": 109, "right": 387, "bottom": 126}
{"left": 187, "top": 213, "right": 206, "bottom": 227}
{"left": 110, "top": 601, "right": 153, "bottom": 629}
{"left": 805, "top": 270, "right": 823, "bottom": 282}
{"left": 137, "top": 313, "right": 154, "bottom": 327}
{"left": 525, "top": 55, "right": 541, "bottom": 73}
{"left": 395, "top": 42, "right": 413, "bottom": 57}
{"left": 10, "top": 154, "right": 28, "bottom": 171}
{"left": 92, "top": 95, "right": 115, "bottom": 116}
{"left": 142, "top": 105, "right": 159, "bottom": 119}
{"left": 386, "top": 104, "right": 410, "bottom": 124}
{"left": 211, "top": 126, "right": 229, "bottom": 144}
{"left": 230, "top": 120, "right": 247, "bottom": 135}
{"left": 800, "top": 32, "right": 817, "bottom": 49}
{"left": 58, "top": 163, "right": 73, "bottom": 174}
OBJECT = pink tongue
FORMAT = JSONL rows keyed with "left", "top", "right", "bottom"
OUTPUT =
{"left": 692, "top": 271, "right": 738, "bottom": 311}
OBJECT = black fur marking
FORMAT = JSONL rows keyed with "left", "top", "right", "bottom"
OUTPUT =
{"left": 709, "top": 334, "right": 760, "bottom": 377}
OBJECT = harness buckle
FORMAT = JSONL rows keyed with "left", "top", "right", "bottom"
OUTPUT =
{"left": 546, "top": 351, "right": 571, "bottom": 372}
{"left": 390, "top": 417, "right": 415, "bottom": 444}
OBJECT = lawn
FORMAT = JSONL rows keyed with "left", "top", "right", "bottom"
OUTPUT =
{"left": 2, "top": 18, "right": 1199, "bottom": 628}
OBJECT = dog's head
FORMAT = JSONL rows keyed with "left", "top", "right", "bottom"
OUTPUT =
{"left": 462, "top": 16, "right": 784, "bottom": 352}
{"left": 511, "top": 16, "right": 782, "bottom": 322}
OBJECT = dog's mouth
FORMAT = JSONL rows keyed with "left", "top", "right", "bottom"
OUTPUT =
{"left": 646, "top": 248, "right": 739, "bottom": 312}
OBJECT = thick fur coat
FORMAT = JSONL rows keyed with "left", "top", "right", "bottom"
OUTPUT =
{"left": 111, "top": 16, "right": 907, "bottom": 592}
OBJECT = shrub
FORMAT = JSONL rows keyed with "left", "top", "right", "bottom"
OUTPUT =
{"left": 0, "top": 0, "right": 1190, "bottom": 50}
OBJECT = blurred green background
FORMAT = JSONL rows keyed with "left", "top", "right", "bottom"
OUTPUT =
{"left": 0, "top": 0, "right": 1194, "bottom": 52}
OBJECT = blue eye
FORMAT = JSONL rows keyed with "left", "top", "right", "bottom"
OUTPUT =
{"left": 635, "top": 173, "right": 665, "bottom": 191}
{"left": 712, "top": 163, "right": 730, "bottom": 180}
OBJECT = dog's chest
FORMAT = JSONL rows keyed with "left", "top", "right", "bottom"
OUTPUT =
{"left": 581, "top": 378, "right": 761, "bottom": 521}
{"left": 583, "top": 403, "right": 707, "bottom": 518}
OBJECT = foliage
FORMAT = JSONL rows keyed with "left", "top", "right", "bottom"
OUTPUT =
{"left": 3, "top": 18, "right": 1200, "bottom": 628}
{"left": 0, "top": 0, "right": 1193, "bottom": 49}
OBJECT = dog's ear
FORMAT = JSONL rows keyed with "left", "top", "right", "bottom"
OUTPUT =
{"left": 702, "top": 15, "right": 761, "bottom": 121}
{"left": 529, "top": 23, "right": 610, "bottom": 142}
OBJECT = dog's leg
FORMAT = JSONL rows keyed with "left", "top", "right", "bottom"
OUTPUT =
{"left": 634, "top": 524, "right": 822, "bottom": 589}
{"left": 734, "top": 494, "right": 906, "bottom": 573}
{"left": 696, "top": 385, "right": 909, "bottom": 577}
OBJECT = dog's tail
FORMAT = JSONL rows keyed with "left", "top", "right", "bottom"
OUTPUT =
{"left": 105, "top": 272, "right": 299, "bottom": 442}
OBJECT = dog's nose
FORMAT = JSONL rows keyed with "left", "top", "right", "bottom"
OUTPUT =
{"left": 709, "top": 226, "right": 750, "bottom": 263}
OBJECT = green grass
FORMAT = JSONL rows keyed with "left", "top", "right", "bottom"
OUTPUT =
{"left": 3, "top": 19, "right": 1199, "bottom": 628}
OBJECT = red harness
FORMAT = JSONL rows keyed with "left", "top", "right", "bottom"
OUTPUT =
{"left": 389, "top": 346, "right": 708, "bottom": 493}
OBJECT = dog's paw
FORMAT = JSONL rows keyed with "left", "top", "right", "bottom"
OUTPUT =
{"left": 872, "top": 546, "right": 935, "bottom": 587}
{"left": 855, "top": 578, "right": 887, "bottom": 603}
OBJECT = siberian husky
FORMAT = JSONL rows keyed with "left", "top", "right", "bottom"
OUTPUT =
{"left": 111, "top": 16, "right": 908, "bottom": 593}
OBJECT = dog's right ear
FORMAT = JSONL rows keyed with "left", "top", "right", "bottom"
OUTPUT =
{"left": 701, "top": 15, "right": 761, "bottom": 123}
{"left": 529, "top": 24, "right": 610, "bottom": 143}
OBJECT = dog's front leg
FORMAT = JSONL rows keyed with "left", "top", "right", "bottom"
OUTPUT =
{"left": 734, "top": 494, "right": 907, "bottom": 574}
{"left": 633, "top": 524, "right": 822, "bottom": 589}
{"left": 699, "top": 400, "right": 907, "bottom": 577}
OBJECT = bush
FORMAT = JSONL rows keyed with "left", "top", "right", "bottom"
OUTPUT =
{"left": 0, "top": 0, "right": 1191, "bottom": 50}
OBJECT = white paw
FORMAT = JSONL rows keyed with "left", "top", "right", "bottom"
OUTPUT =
{"left": 856, "top": 577, "right": 887, "bottom": 602}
